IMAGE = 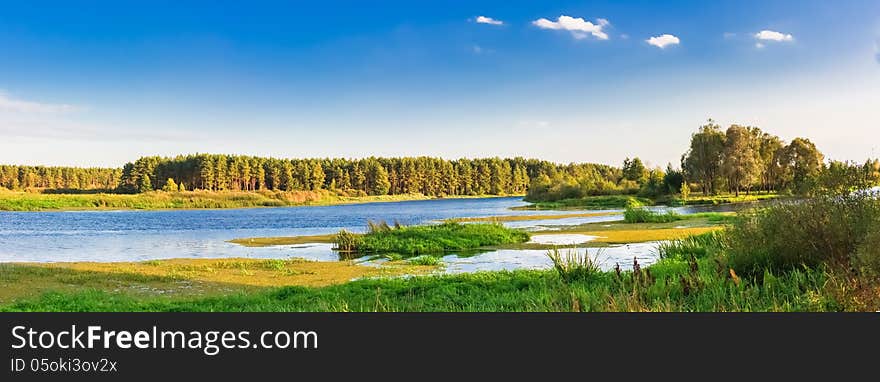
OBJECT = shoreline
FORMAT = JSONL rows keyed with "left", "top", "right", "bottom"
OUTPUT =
{"left": 0, "top": 191, "right": 524, "bottom": 212}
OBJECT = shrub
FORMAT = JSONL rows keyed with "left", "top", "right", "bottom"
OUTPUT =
{"left": 725, "top": 194, "right": 880, "bottom": 276}
{"left": 854, "top": 223, "right": 880, "bottom": 277}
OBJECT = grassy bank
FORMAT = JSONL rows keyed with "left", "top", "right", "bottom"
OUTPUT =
{"left": 667, "top": 192, "right": 782, "bottom": 206}
{"left": 623, "top": 207, "right": 735, "bottom": 224}
{"left": 525, "top": 212, "right": 731, "bottom": 245}
{"left": 456, "top": 211, "right": 619, "bottom": 222}
{"left": 0, "top": 258, "right": 435, "bottom": 305}
{"left": 516, "top": 195, "right": 651, "bottom": 210}
{"left": 0, "top": 256, "right": 865, "bottom": 312}
{"left": 0, "top": 189, "right": 461, "bottom": 211}
{"left": 229, "top": 234, "right": 336, "bottom": 247}
{"left": 518, "top": 193, "right": 784, "bottom": 211}
{"left": 3, "top": 214, "right": 876, "bottom": 311}
{"left": 335, "top": 221, "right": 530, "bottom": 256}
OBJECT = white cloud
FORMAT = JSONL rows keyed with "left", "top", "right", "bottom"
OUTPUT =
{"left": 532, "top": 15, "right": 609, "bottom": 40}
{"left": 475, "top": 16, "right": 503, "bottom": 25}
{"left": 0, "top": 91, "right": 77, "bottom": 113}
{"left": 755, "top": 42, "right": 765, "bottom": 49}
{"left": 754, "top": 30, "right": 794, "bottom": 42}
{"left": 646, "top": 34, "right": 680, "bottom": 48}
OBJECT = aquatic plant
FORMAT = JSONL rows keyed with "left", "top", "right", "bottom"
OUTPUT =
{"left": 352, "top": 221, "right": 530, "bottom": 256}
{"left": 407, "top": 255, "right": 442, "bottom": 266}
{"left": 623, "top": 207, "right": 680, "bottom": 223}
{"left": 547, "top": 247, "right": 601, "bottom": 283}
{"left": 657, "top": 231, "right": 727, "bottom": 260}
{"left": 333, "top": 229, "right": 363, "bottom": 252}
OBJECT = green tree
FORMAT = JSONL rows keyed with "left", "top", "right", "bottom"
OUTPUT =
{"left": 662, "top": 163, "right": 684, "bottom": 194}
{"left": 780, "top": 137, "right": 824, "bottom": 195}
{"left": 214, "top": 156, "right": 227, "bottom": 191}
{"left": 311, "top": 162, "right": 325, "bottom": 190}
{"left": 366, "top": 160, "right": 390, "bottom": 195}
{"left": 722, "top": 125, "right": 762, "bottom": 196}
{"left": 622, "top": 157, "right": 648, "bottom": 185}
{"left": 682, "top": 120, "right": 726, "bottom": 195}
{"left": 137, "top": 174, "right": 153, "bottom": 192}
{"left": 281, "top": 161, "right": 295, "bottom": 191}
{"left": 162, "top": 178, "right": 178, "bottom": 192}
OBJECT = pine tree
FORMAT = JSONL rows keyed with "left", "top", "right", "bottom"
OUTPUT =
{"left": 162, "top": 178, "right": 178, "bottom": 192}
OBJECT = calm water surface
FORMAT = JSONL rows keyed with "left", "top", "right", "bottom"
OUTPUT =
{"left": 0, "top": 197, "right": 559, "bottom": 263}
{"left": 0, "top": 197, "right": 763, "bottom": 273}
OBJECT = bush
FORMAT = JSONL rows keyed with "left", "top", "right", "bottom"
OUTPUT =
{"left": 725, "top": 194, "right": 880, "bottom": 276}
{"left": 854, "top": 224, "right": 880, "bottom": 277}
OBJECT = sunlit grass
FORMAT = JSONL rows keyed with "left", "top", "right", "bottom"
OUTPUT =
{"left": 0, "top": 258, "right": 437, "bottom": 304}
{"left": 343, "top": 221, "right": 530, "bottom": 256}
{"left": 0, "top": 190, "right": 439, "bottom": 211}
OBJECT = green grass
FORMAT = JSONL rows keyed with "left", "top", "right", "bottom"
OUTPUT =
{"left": 622, "top": 207, "right": 736, "bottom": 224}
{"left": 546, "top": 247, "right": 601, "bottom": 283}
{"left": 624, "top": 207, "right": 681, "bottom": 223}
{"left": 0, "top": 190, "right": 440, "bottom": 211}
{"left": 407, "top": 255, "right": 443, "bottom": 266}
{"left": 517, "top": 195, "right": 653, "bottom": 210}
{"left": 657, "top": 231, "right": 727, "bottom": 260}
{"left": 337, "top": 221, "right": 530, "bottom": 256}
{"left": 667, "top": 192, "right": 782, "bottom": 206}
{"left": 0, "top": 257, "right": 847, "bottom": 312}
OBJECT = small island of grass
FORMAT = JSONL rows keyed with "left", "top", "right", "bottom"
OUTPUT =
{"left": 335, "top": 221, "right": 530, "bottom": 256}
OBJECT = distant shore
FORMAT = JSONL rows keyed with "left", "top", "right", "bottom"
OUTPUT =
{"left": 0, "top": 189, "right": 522, "bottom": 212}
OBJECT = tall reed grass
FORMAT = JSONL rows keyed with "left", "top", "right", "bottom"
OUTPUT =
{"left": 547, "top": 247, "right": 602, "bottom": 283}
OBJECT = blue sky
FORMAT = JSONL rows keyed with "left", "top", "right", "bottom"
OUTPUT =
{"left": 1, "top": 0, "right": 879, "bottom": 167}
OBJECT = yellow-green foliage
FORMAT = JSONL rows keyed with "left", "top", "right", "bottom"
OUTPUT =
{"left": 0, "top": 189, "right": 434, "bottom": 211}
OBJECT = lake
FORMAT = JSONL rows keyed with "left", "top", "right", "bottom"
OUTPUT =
{"left": 0, "top": 196, "right": 752, "bottom": 272}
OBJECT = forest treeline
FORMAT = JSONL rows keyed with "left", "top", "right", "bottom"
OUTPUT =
{"left": 0, "top": 156, "right": 621, "bottom": 197}
{"left": 0, "top": 165, "right": 120, "bottom": 191}
{"left": 525, "top": 120, "right": 880, "bottom": 202}
{"left": 117, "top": 156, "right": 620, "bottom": 196}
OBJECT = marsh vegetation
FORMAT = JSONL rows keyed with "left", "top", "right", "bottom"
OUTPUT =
{"left": 332, "top": 221, "right": 530, "bottom": 256}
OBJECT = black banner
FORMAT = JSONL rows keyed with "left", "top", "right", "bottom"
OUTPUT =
{"left": 2, "top": 313, "right": 877, "bottom": 380}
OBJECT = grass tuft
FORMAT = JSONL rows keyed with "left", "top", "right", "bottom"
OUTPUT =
{"left": 547, "top": 247, "right": 602, "bottom": 283}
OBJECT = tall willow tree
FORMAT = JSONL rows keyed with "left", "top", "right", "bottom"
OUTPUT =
{"left": 683, "top": 120, "right": 726, "bottom": 194}
{"left": 721, "top": 125, "right": 762, "bottom": 196}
